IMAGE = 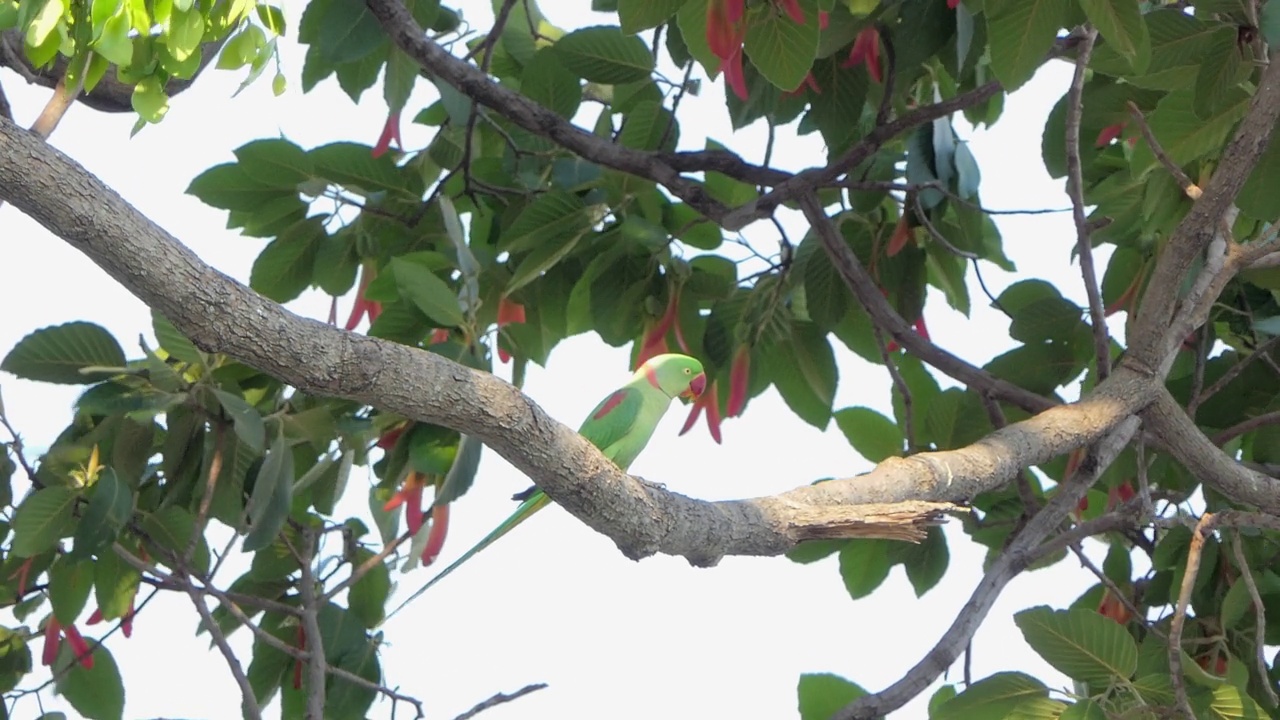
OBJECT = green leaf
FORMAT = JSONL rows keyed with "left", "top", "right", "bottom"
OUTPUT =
{"left": 838, "top": 539, "right": 892, "bottom": 600}
{"left": 249, "top": 218, "right": 325, "bottom": 303}
{"left": 833, "top": 406, "right": 902, "bottom": 463}
{"left": 347, "top": 549, "right": 391, "bottom": 628}
{"left": 232, "top": 138, "right": 314, "bottom": 188}
{"left": 1009, "top": 296, "right": 1084, "bottom": 344}
{"left": 12, "top": 486, "right": 77, "bottom": 558}
{"left": 1264, "top": 0, "right": 1280, "bottom": 48}
{"left": 1059, "top": 698, "right": 1108, "bottom": 720}
{"left": 54, "top": 642, "right": 125, "bottom": 720}
{"left": 71, "top": 468, "right": 132, "bottom": 558}
{"left": 744, "top": 2, "right": 820, "bottom": 92}
{"left": 313, "top": 0, "right": 383, "bottom": 64}
{"left": 151, "top": 310, "right": 203, "bottom": 366}
{"left": 131, "top": 75, "right": 169, "bottom": 123}
{"left": 212, "top": 389, "right": 266, "bottom": 454}
{"left": 0, "top": 627, "right": 32, "bottom": 695}
{"left": 1014, "top": 605, "right": 1138, "bottom": 683}
{"left": 898, "top": 526, "right": 949, "bottom": 597}
{"left": 435, "top": 432, "right": 483, "bottom": 505}
{"left": 618, "top": 100, "right": 679, "bottom": 152}
{"left": 187, "top": 163, "right": 290, "bottom": 212}
{"left": 1130, "top": 87, "right": 1251, "bottom": 175}
{"left": 551, "top": 25, "right": 655, "bottom": 84}
{"left": 243, "top": 433, "right": 294, "bottom": 553}
{"left": 309, "top": 141, "right": 411, "bottom": 197}
{"left": 797, "top": 673, "right": 866, "bottom": 720}
{"left": 502, "top": 191, "right": 595, "bottom": 253}
{"left": 764, "top": 321, "right": 837, "bottom": 430}
{"left": 2, "top": 322, "right": 126, "bottom": 385}
{"left": 390, "top": 257, "right": 464, "bottom": 328}
{"left": 48, "top": 557, "right": 93, "bottom": 624}
{"left": 141, "top": 506, "right": 210, "bottom": 575}
{"left": 932, "top": 672, "right": 1049, "bottom": 720}
{"left": 93, "top": 549, "right": 140, "bottom": 621}
{"left": 1079, "top": 0, "right": 1149, "bottom": 72}
{"left": 1206, "top": 684, "right": 1269, "bottom": 719}
{"left": 520, "top": 48, "right": 582, "bottom": 119}
{"left": 786, "top": 538, "right": 845, "bottom": 564}
{"left": 327, "top": 637, "right": 381, "bottom": 719}
{"left": 618, "top": 0, "right": 684, "bottom": 35}
{"left": 1193, "top": 26, "right": 1248, "bottom": 119}
{"left": 984, "top": 0, "right": 1069, "bottom": 92}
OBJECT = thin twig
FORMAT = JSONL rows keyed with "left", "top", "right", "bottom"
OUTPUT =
{"left": 29, "top": 53, "right": 86, "bottom": 140}
{"left": 912, "top": 193, "right": 978, "bottom": 259}
{"left": 873, "top": 22, "right": 896, "bottom": 128}
{"left": 185, "top": 583, "right": 262, "bottom": 720}
{"left": 1068, "top": 543, "right": 1160, "bottom": 638}
{"left": 188, "top": 423, "right": 226, "bottom": 565}
{"left": 1064, "top": 28, "right": 1111, "bottom": 382}
{"left": 1187, "top": 323, "right": 1212, "bottom": 415}
{"left": 1230, "top": 532, "right": 1278, "bottom": 707}
{"left": 872, "top": 325, "right": 914, "bottom": 451}
{"left": 321, "top": 527, "right": 414, "bottom": 603}
{"left": 1128, "top": 101, "right": 1201, "bottom": 199}
{"left": 1210, "top": 409, "right": 1280, "bottom": 445}
{"left": 1194, "top": 335, "right": 1280, "bottom": 411}
{"left": 0, "top": 82, "right": 11, "bottom": 123}
{"left": 1169, "top": 513, "right": 1214, "bottom": 719}
{"left": 453, "top": 683, "right": 549, "bottom": 720}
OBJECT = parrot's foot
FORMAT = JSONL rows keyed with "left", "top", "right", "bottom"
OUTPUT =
{"left": 635, "top": 477, "right": 667, "bottom": 493}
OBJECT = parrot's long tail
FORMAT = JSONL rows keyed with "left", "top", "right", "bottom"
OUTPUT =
{"left": 385, "top": 490, "right": 552, "bottom": 620}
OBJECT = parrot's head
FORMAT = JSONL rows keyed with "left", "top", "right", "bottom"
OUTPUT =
{"left": 641, "top": 353, "right": 706, "bottom": 400}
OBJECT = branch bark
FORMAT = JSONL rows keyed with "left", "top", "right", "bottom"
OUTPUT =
{"left": 0, "top": 116, "right": 961, "bottom": 566}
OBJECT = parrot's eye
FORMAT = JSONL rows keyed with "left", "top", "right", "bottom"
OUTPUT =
{"left": 683, "top": 368, "right": 690, "bottom": 374}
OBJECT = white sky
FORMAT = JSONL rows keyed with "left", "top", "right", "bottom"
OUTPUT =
{"left": 0, "top": 2, "right": 1122, "bottom": 718}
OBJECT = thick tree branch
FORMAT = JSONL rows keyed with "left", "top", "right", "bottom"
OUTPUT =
{"left": 1128, "top": 51, "right": 1280, "bottom": 368}
{"left": 1143, "top": 389, "right": 1280, "bottom": 514}
{"left": 0, "top": 30, "right": 226, "bottom": 114}
{"left": 0, "top": 116, "right": 963, "bottom": 567}
{"left": 836, "top": 418, "right": 1141, "bottom": 719}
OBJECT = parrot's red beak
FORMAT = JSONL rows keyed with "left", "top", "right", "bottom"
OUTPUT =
{"left": 681, "top": 372, "right": 707, "bottom": 400}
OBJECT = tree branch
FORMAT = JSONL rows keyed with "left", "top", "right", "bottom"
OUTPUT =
{"left": 295, "top": 530, "right": 327, "bottom": 720}
{"left": 1143, "top": 389, "right": 1280, "bottom": 514}
{"left": 361, "top": 0, "right": 730, "bottom": 224}
{"left": 1169, "top": 513, "right": 1214, "bottom": 718}
{"left": 1063, "top": 28, "right": 1110, "bottom": 381}
{"left": 0, "top": 115, "right": 968, "bottom": 567}
{"left": 184, "top": 583, "right": 262, "bottom": 720}
{"left": 452, "top": 683, "right": 548, "bottom": 720}
{"left": 1127, "top": 51, "right": 1280, "bottom": 368}
{"left": 835, "top": 417, "right": 1141, "bottom": 719}
{"left": 798, "top": 192, "right": 1056, "bottom": 414}
{"left": 1230, "top": 532, "right": 1277, "bottom": 707}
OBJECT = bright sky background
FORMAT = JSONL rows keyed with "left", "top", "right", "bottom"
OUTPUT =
{"left": 0, "top": 2, "right": 1124, "bottom": 718}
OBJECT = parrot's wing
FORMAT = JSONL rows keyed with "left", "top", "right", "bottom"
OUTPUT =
{"left": 386, "top": 490, "right": 553, "bottom": 619}
{"left": 578, "top": 386, "right": 646, "bottom": 460}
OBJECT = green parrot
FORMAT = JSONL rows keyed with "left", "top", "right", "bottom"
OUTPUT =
{"left": 388, "top": 353, "right": 706, "bottom": 615}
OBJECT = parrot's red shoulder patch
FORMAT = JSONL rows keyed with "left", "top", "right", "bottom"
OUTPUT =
{"left": 643, "top": 363, "right": 662, "bottom": 390}
{"left": 593, "top": 390, "right": 629, "bottom": 420}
